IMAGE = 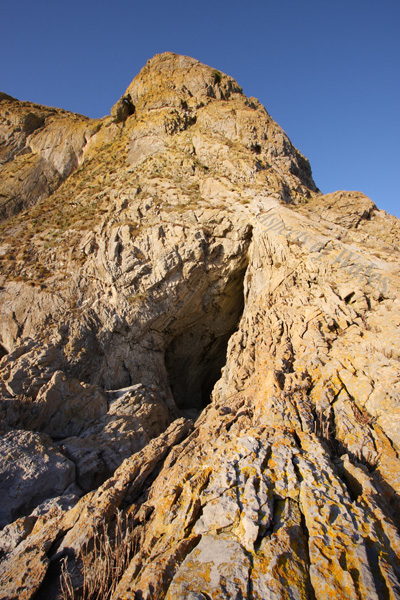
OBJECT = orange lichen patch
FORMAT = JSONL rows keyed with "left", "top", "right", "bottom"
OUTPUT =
{"left": 114, "top": 535, "right": 200, "bottom": 600}
{"left": 372, "top": 425, "right": 400, "bottom": 496}
{"left": 164, "top": 535, "right": 251, "bottom": 599}
{"left": 146, "top": 467, "right": 211, "bottom": 540}
{"left": 0, "top": 53, "right": 399, "bottom": 600}
{"left": 0, "top": 500, "right": 83, "bottom": 599}
{"left": 252, "top": 500, "right": 312, "bottom": 600}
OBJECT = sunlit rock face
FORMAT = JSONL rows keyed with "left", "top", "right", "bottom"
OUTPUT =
{"left": 0, "top": 52, "right": 399, "bottom": 600}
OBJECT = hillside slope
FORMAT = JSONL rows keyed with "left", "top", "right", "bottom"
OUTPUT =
{"left": 0, "top": 53, "right": 399, "bottom": 600}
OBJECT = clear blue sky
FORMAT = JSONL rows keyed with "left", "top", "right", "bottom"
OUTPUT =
{"left": 2, "top": 0, "right": 399, "bottom": 217}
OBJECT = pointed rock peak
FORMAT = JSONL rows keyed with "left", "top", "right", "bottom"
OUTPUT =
{"left": 122, "top": 52, "right": 243, "bottom": 112}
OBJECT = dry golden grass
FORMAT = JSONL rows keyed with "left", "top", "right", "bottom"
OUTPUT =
{"left": 60, "top": 511, "right": 137, "bottom": 600}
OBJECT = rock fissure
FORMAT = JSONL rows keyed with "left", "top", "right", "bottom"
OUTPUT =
{"left": 298, "top": 506, "right": 318, "bottom": 600}
{"left": 1, "top": 52, "right": 400, "bottom": 599}
{"left": 164, "top": 264, "right": 248, "bottom": 412}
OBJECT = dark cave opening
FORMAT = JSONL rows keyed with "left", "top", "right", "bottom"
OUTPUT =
{"left": 164, "top": 267, "right": 247, "bottom": 412}
{"left": 0, "top": 344, "right": 8, "bottom": 360}
{"left": 165, "top": 330, "right": 234, "bottom": 411}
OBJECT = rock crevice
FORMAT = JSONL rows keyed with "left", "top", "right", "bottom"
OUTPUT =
{"left": 0, "top": 53, "right": 399, "bottom": 599}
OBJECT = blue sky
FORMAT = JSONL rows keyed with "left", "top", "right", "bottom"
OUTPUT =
{"left": 2, "top": 0, "right": 399, "bottom": 217}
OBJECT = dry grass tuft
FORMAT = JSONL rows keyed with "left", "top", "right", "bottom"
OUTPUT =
{"left": 60, "top": 511, "right": 137, "bottom": 600}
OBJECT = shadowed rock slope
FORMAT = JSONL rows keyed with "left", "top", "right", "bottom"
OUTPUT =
{"left": 0, "top": 53, "right": 399, "bottom": 599}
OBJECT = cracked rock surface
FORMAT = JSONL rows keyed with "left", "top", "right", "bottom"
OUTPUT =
{"left": 0, "top": 52, "right": 399, "bottom": 599}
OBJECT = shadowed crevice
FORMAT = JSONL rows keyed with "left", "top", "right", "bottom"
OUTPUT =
{"left": 165, "top": 267, "right": 247, "bottom": 412}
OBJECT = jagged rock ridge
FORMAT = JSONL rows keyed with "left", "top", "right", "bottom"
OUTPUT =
{"left": 0, "top": 52, "right": 399, "bottom": 599}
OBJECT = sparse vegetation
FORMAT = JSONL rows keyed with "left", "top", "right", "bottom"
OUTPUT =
{"left": 353, "top": 448, "right": 380, "bottom": 471}
{"left": 314, "top": 401, "right": 380, "bottom": 472}
{"left": 350, "top": 402, "right": 377, "bottom": 427}
{"left": 381, "top": 346, "right": 400, "bottom": 360}
{"left": 60, "top": 511, "right": 137, "bottom": 600}
{"left": 127, "top": 291, "right": 147, "bottom": 304}
{"left": 314, "top": 405, "right": 334, "bottom": 446}
{"left": 212, "top": 70, "right": 222, "bottom": 85}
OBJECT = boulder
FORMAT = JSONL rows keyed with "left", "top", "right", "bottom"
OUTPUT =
{"left": 0, "top": 430, "right": 75, "bottom": 528}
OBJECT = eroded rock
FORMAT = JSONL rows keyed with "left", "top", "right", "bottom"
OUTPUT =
{"left": 0, "top": 53, "right": 399, "bottom": 600}
{"left": 0, "top": 430, "right": 75, "bottom": 528}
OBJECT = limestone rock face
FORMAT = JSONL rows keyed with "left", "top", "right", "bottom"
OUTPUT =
{"left": 0, "top": 430, "right": 75, "bottom": 528}
{"left": 111, "top": 95, "right": 135, "bottom": 122}
{"left": 0, "top": 53, "right": 399, "bottom": 599}
{"left": 0, "top": 96, "right": 98, "bottom": 221}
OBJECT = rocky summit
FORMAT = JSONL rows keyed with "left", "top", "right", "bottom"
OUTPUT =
{"left": 0, "top": 52, "right": 399, "bottom": 600}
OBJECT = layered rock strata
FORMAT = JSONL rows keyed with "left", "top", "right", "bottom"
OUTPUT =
{"left": 0, "top": 53, "right": 399, "bottom": 599}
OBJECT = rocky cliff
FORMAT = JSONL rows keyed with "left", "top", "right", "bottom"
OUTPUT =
{"left": 0, "top": 52, "right": 399, "bottom": 600}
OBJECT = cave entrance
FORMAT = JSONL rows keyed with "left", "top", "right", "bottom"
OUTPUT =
{"left": 0, "top": 343, "right": 8, "bottom": 360}
{"left": 164, "top": 267, "right": 246, "bottom": 413}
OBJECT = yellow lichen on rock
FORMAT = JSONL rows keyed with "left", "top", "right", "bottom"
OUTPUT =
{"left": 0, "top": 53, "right": 399, "bottom": 600}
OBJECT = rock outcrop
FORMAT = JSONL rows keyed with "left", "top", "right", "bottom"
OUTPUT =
{"left": 0, "top": 52, "right": 399, "bottom": 599}
{"left": 0, "top": 98, "right": 98, "bottom": 222}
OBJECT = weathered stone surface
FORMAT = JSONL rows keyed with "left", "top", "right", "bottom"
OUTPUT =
{"left": 0, "top": 496, "right": 83, "bottom": 600}
{"left": 0, "top": 97, "right": 99, "bottom": 221}
{"left": 111, "top": 94, "right": 135, "bottom": 122}
{"left": 0, "top": 494, "right": 78, "bottom": 562}
{"left": 32, "top": 370, "right": 107, "bottom": 437}
{"left": 58, "top": 383, "right": 172, "bottom": 491}
{"left": 166, "top": 535, "right": 252, "bottom": 600}
{"left": 0, "top": 53, "right": 399, "bottom": 600}
{"left": 0, "top": 430, "right": 75, "bottom": 528}
{"left": 21, "top": 112, "right": 44, "bottom": 132}
{"left": 0, "top": 342, "right": 63, "bottom": 398}
{"left": 0, "top": 92, "right": 17, "bottom": 102}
